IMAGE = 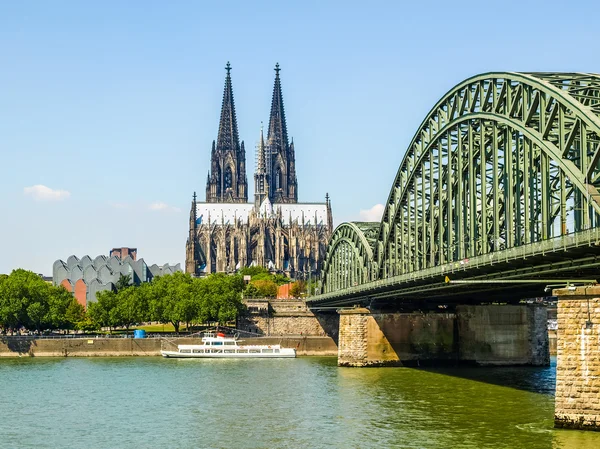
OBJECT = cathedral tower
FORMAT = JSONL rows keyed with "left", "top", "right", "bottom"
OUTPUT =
{"left": 185, "top": 192, "right": 203, "bottom": 275}
{"left": 266, "top": 63, "right": 297, "bottom": 203}
{"left": 206, "top": 62, "right": 248, "bottom": 203}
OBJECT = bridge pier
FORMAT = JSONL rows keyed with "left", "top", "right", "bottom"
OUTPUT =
{"left": 553, "top": 286, "right": 600, "bottom": 431}
{"left": 337, "top": 305, "right": 548, "bottom": 368}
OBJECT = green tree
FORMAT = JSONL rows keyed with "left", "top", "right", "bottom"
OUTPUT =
{"left": 239, "top": 266, "right": 270, "bottom": 278}
{"left": 0, "top": 269, "right": 49, "bottom": 333}
{"left": 289, "top": 281, "right": 306, "bottom": 298}
{"left": 272, "top": 273, "right": 290, "bottom": 286}
{"left": 115, "top": 274, "right": 132, "bottom": 291}
{"left": 202, "top": 273, "right": 244, "bottom": 324}
{"left": 190, "top": 277, "right": 212, "bottom": 324}
{"left": 248, "top": 279, "right": 278, "bottom": 298}
{"left": 243, "top": 283, "right": 261, "bottom": 298}
{"left": 26, "top": 301, "right": 48, "bottom": 332}
{"left": 88, "top": 290, "right": 121, "bottom": 333}
{"left": 45, "top": 285, "right": 74, "bottom": 331}
{"left": 116, "top": 287, "right": 140, "bottom": 333}
{"left": 149, "top": 272, "right": 194, "bottom": 333}
{"left": 64, "top": 298, "right": 87, "bottom": 333}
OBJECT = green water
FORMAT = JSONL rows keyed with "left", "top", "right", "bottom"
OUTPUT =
{"left": 0, "top": 357, "right": 599, "bottom": 449}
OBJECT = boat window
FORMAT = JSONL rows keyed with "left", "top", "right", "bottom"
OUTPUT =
{"left": 193, "top": 349, "right": 204, "bottom": 354}
{"left": 211, "top": 349, "right": 223, "bottom": 354}
{"left": 249, "top": 349, "right": 261, "bottom": 353}
{"left": 275, "top": 349, "right": 280, "bottom": 353}
{"left": 224, "top": 341, "right": 235, "bottom": 345}
{"left": 224, "top": 349, "right": 235, "bottom": 353}
{"left": 180, "top": 349, "right": 191, "bottom": 353}
{"left": 213, "top": 341, "right": 223, "bottom": 346}
{"left": 262, "top": 349, "right": 274, "bottom": 354}
{"left": 205, "top": 342, "right": 211, "bottom": 345}
{"left": 237, "top": 349, "right": 248, "bottom": 353}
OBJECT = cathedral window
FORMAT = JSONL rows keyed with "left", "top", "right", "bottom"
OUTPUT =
{"left": 224, "top": 166, "right": 233, "bottom": 190}
{"left": 276, "top": 167, "right": 282, "bottom": 190}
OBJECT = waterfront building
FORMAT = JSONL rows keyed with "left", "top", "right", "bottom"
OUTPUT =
{"left": 53, "top": 253, "right": 181, "bottom": 307}
{"left": 186, "top": 63, "right": 333, "bottom": 278}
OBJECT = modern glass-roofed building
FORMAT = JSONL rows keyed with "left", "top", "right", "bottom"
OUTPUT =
{"left": 53, "top": 253, "right": 181, "bottom": 308}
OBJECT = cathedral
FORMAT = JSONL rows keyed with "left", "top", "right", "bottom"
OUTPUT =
{"left": 185, "top": 63, "right": 333, "bottom": 278}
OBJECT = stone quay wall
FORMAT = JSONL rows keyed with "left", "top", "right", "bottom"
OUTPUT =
{"left": 553, "top": 286, "right": 600, "bottom": 430}
{"left": 239, "top": 298, "right": 339, "bottom": 339}
{"left": 0, "top": 336, "right": 336, "bottom": 357}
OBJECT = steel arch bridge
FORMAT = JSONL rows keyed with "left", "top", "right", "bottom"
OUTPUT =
{"left": 312, "top": 72, "right": 600, "bottom": 307}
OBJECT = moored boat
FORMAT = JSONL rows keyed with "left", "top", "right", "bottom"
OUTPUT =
{"left": 160, "top": 332, "right": 296, "bottom": 358}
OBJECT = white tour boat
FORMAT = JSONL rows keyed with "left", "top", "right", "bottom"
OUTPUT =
{"left": 160, "top": 332, "right": 296, "bottom": 358}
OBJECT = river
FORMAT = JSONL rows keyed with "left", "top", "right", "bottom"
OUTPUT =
{"left": 1, "top": 357, "right": 599, "bottom": 448}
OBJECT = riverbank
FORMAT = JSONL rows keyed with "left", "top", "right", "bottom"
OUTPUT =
{"left": 0, "top": 329, "right": 556, "bottom": 358}
{"left": 0, "top": 336, "right": 338, "bottom": 357}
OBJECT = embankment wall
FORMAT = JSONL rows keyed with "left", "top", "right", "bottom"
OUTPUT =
{"left": 0, "top": 336, "right": 336, "bottom": 357}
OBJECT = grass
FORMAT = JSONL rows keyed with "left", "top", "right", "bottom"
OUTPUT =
{"left": 133, "top": 323, "right": 188, "bottom": 333}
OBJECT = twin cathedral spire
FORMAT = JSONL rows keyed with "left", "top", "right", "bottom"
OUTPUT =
{"left": 205, "top": 62, "right": 298, "bottom": 205}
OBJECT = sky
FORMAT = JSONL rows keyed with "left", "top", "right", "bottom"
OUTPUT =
{"left": 1, "top": 0, "right": 599, "bottom": 275}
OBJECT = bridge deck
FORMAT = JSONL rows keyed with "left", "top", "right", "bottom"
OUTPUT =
{"left": 309, "top": 229, "right": 600, "bottom": 307}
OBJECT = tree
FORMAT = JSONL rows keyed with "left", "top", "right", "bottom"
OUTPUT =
{"left": 202, "top": 273, "right": 244, "bottom": 324}
{"left": 88, "top": 290, "right": 121, "bottom": 333}
{"left": 26, "top": 301, "right": 47, "bottom": 332}
{"left": 238, "top": 266, "right": 290, "bottom": 285}
{"left": 115, "top": 274, "right": 132, "bottom": 291}
{"left": 149, "top": 272, "right": 195, "bottom": 333}
{"left": 64, "top": 299, "right": 87, "bottom": 333}
{"left": 239, "top": 266, "right": 270, "bottom": 278}
{"left": 272, "top": 273, "right": 290, "bottom": 286}
{"left": 116, "top": 287, "right": 140, "bottom": 333}
{"left": 289, "top": 281, "right": 306, "bottom": 298}
{"left": 248, "top": 279, "right": 278, "bottom": 298}
{"left": 0, "top": 269, "right": 49, "bottom": 333}
{"left": 45, "top": 285, "right": 74, "bottom": 331}
{"left": 243, "top": 283, "right": 261, "bottom": 298}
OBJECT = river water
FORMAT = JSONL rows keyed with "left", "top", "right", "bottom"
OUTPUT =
{"left": 1, "top": 357, "right": 599, "bottom": 449}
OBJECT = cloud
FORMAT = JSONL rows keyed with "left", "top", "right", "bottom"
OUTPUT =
{"left": 358, "top": 203, "right": 385, "bottom": 222}
{"left": 24, "top": 184, "right": 70, "bottom": 201}
{"left": 149, "top": 202, "right": 180, "bottom": 212}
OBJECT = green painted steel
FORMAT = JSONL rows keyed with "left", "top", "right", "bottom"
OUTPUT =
{"left": 318, "top": 72, "right": 600, "bottom": 299}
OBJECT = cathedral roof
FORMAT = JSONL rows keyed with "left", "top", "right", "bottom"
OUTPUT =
{"left": 195, "top": 201, "right": 329, "bottom": 227}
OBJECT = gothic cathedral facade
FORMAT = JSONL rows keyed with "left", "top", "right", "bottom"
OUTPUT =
{"left": 185, "top": 63, "right": 333, "bottom": 278}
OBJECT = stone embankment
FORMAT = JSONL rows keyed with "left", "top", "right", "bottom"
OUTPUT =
{"left": 0, "top": 336, "right": 337, "bottom": 357}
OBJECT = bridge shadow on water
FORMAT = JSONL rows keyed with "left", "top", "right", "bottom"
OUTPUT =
{"left": 410, "top": 357, "right": 556, "bottom": 396}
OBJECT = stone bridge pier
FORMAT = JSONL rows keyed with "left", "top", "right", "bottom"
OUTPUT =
{"left": 553, "top": 286, "right": 600, "bottom": 431}
{"left": 337, "top": 304, "right": 549, "bottom": 367}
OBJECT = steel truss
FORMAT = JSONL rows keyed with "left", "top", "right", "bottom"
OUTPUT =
{"left": 320, "top": 72, "right": 600, "bottom": 297}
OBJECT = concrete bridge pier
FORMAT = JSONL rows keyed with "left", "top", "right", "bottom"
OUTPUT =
{"left": 337, "top": 304, "right": 549, "bottom": 367}
{"left": 553, "top": 286, "right": 600, "bottom": 431}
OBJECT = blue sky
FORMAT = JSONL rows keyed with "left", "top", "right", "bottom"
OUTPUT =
{"left": 1, "top": 0, "right": 599, "bottom": 275}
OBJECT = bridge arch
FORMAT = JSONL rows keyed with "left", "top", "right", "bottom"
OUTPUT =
{"left": 319, "top": 72, "right": 600, "bottom": 292}
{"left": 374, "top": 72, "right": 600, "bottom": 278}
{"left": 321, "top": 222, "right": 378, "bottom": 292}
